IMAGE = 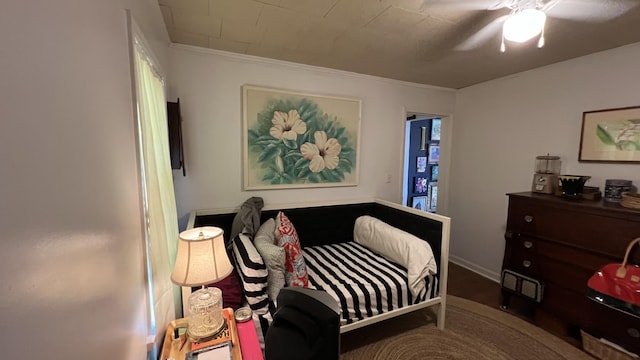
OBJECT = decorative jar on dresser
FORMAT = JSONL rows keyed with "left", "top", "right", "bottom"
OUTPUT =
{"left": 501, "top": 192, "right": 640, "bottom": 355}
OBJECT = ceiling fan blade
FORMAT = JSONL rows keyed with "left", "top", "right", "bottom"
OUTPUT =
{"left": 419, "top": 0, "right": 502, "bottom": 11}
{"left": 454, "top": 14, "right": 509, "bottom": 51}
{"left": 544, "top": 0, "right": 639, "bottom": 22}
{"left": 488, "top": 0, "right": 515, "bottom": 11}
{"left": 540, "top": 0, "right": 562, "bottom": 12}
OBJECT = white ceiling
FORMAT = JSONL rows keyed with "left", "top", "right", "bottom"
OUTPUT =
{"left": 158, "top": 0, "right": 640, "bottom": 89}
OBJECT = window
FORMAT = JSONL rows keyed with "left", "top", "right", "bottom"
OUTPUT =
{"left": 129, "top": 14, "right": 179, "bottom": 358}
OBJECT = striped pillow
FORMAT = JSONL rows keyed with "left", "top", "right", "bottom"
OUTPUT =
{"left": 232, "top": 233, "right": 269, "bottom": 315}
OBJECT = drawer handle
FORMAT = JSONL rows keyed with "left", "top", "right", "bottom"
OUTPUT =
{"left": 524, "top": 215, "right": 534, "bottom": 223}
{"left": 523, "top": 241, "right": 533, "bottom": 249}
{"left": 628, "top": 328, "right": 640, "bottom": 338}
{"left": 522, "top": 260, "right": 531, "bottom": 268}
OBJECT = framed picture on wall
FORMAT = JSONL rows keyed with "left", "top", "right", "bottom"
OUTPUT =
{"left": 414, "top": 177, "right": 428, "bottom": 193}
{"left": 412, "top": 196, "right": 428, "bottom": 211}
{"left": 431, "top": 119, "right": 441, "bottom": 141}
{"left": 428, "top": 183, "right": 438, "bottom": 212}
{"left": 428, "top": 145, "right": 440, "bottom": 163}
{"left": 431, "top": 165, "right": 439, "bottom": 182}
{"left": 417, "top": 156, "right": 427, "bottom": 172}
{"left": 242, "top": 85, "right": 362, "bottom": 190}
{"left": 579, "top": 106, "right": 640, "bottom": 162}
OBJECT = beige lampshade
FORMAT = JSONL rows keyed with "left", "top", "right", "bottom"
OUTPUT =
{"left": 171, "top": 226, "right": 233, "bottom": 287}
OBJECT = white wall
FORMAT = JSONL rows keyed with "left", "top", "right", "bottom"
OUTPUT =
{"left": 169, "top": 46, "right": 456, "bottom": 227}
{"left": 0, "top": 1, "right": 168, "bottom": 359}
{"left": 450, "top": 43, "right": 640, "bottom": 280}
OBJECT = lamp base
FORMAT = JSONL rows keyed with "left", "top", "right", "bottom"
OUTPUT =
{"left": 187, "top": 287, "right": 225, "bottom": 341}
{"left": 187, "top": 321, "right": 227, "bottom": 343}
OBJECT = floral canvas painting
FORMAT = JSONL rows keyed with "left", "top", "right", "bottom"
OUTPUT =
{"left": 243, "top": 85, "right": 361, "bottom": 189}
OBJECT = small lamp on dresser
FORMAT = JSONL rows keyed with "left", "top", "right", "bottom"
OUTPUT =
{"left": 171, "top": 226, "right": 233, "bottom": 342}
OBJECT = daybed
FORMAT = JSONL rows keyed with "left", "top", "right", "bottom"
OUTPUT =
{"left": 182, "top": 198, "right": 450, "bottom": 337}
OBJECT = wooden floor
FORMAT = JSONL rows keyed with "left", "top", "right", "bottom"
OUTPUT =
{"left": 446, "top": 262, "right": 501, "bottom": 308}
{"left": 446, "top": 262, "right": 583, "bottom": 349}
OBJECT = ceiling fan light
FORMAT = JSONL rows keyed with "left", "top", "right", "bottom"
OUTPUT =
{"left": 503, "top": 9, "right": 546, "bottom": 43}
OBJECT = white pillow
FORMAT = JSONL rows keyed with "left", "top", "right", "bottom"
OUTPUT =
{"left": 254, "top": 219, "right": 286, "bottom": 301}
{"left": 354, "top": 215, "right": 437, "bottom": 297}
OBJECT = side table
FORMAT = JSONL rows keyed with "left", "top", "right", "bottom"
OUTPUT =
{"left": 159, "top": 308, "right": 242, "bottom": 360}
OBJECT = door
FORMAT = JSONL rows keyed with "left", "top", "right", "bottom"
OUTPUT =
{"left": 405, "top": 116, "right": 440, "bottom": 212}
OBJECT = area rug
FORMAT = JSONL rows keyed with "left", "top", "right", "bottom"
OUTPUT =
{"left": 340, "top": 296, "right": 592, "bottom": 360}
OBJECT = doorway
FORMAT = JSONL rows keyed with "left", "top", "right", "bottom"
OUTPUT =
{"left": 402, "top": 112, "right": 449, "bottom": 214}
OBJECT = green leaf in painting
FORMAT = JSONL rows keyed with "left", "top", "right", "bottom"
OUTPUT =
{"left": 257, "top": 143, "right": 279, "bottom": 162}
{"left": 339, "top": 158, "right": 353, "bottom": 172}
{"left": 322, "top": 170, "right": 341, "bottom": 182}
{"left": 282, "top": 173, "right": 296, "bottom": 183}
{"left": 285, "top": 151, "right": 303, "bottom": 160}
{"left": 325, "top": 124, "right": 336, "bottom": 138}
{"left": 596, "top": 124, "right": 616, "bottom": 145}
{"left": 297, "top": 166, "right": 311, "bottom": 179}
{"left": 253, "top": 138, "right": 276, "bottom": 148}
{"left": 283, "top": 138, "right": 298, "bottom": 149}
{"left": 247, "top": 129, "right": 260, "bottom": 142}
{"left": 294, "top": 157, "right": 308, "bottom": 169}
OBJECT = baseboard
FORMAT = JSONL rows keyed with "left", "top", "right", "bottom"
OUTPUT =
{"left": 449, "top": 255, "right": 501, "bottom": 283}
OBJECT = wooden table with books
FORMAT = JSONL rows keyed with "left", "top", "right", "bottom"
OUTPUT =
{"left": 160, "top": 308, "right": 242, "bottom": 360}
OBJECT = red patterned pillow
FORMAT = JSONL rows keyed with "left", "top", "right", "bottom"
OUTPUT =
{"left": 274, "top": 211, "right": 309, "bottom": 287}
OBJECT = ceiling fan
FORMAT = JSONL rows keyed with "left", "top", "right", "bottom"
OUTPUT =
{"left": 420, "top": 0, "right": 638, "bottom": 52}
{"left": 496, "top": 0, "right": 551, "bottom": 52}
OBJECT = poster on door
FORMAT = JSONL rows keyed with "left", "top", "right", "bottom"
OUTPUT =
{"left": 417, "top": 156, "right": 427, "bottom": 172}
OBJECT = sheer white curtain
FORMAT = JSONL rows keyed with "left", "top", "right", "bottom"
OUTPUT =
{"left": 132, "top": 29, "right": 179, "bottom": 355}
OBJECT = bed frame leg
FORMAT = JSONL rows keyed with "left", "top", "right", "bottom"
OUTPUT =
{"left": 437, "top": 298, "right": 446, "bottom": 329}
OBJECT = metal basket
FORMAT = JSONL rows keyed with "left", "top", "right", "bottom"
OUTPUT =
{"left": 621, "top": 192, "right": 640, "bottom": 209}
{"left": 581, "top": 330, "right": 636, "bottom": 360}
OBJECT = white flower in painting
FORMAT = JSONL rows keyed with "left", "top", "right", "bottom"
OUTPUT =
{"left": 269, "top": 109, "right": 307, "bottom": 141}
{"left": 300, "top": 131, "right": 342, "bottom": 173}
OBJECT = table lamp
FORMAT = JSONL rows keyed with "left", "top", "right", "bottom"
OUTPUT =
{"left": 171, "top": 226, "right": 233, "bottom": 341}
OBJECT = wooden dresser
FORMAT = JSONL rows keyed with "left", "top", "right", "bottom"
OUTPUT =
{"left": 501, "top": 192, "right": 640, "bottom": 354}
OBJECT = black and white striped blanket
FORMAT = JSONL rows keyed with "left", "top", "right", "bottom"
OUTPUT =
{"left": 303, "top": 241, "right": 436, "bottom": 325}
{"left": 253, "top": 241, "right": 437, "bottom": 347}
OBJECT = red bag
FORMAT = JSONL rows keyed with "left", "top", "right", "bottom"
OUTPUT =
{"left": 587, "top": 237, "right": 640, "bottom": 317}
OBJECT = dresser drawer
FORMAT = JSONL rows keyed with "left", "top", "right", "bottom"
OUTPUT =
{"left": 505, "top": 234, "right": 597, "bottom": 294}
{"left": 533, "top": 237, "right": 613, "bottom": 271}
{"left": 536, "top": 256, "right": 593, "bottom": 294}
{"left": 503, "top": 233, "right": 540, "bottom": 276}
{"left": 507, "top": 197, "right": 640, "bottom": 261}
{"left": 541, "top": 283, "right": 593, "bottom": 329}
{"left": 504, "top": 252, "right": 540, "bottom": 276}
